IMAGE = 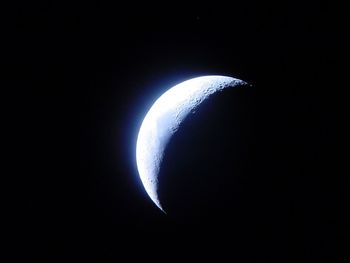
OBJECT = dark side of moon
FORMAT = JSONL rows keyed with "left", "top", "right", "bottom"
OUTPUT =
{"left": 157, "top": 86, "right": 257, "bottom": 222}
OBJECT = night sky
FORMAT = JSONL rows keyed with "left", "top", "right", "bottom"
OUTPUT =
{"left": 11, "top": 1, "right": 348, "bottom": 261}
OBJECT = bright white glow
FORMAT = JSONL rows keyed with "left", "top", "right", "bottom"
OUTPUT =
{"left": 136, "top": 75, "right": 246, "bottom": 212}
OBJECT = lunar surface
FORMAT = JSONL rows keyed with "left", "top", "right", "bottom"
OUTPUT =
{"left": 136, "top": 75, "right": 247, "bottom": 212}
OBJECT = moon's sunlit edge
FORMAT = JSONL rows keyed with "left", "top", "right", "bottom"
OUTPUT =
{"left": 136, "top": 75, "right": 247, "bottom": 212}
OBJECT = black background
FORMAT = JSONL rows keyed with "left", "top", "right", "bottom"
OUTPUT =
{"left": 9, "top": 0, "right": 348, "bottom": 261}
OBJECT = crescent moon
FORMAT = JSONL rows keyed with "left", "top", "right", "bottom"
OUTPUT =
{"left": 136, "top": 75, "right": 247, "bottom": 212}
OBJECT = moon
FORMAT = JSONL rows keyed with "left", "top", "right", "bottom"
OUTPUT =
{"left": 136, "top": 75, "right": 247, "bottom": 212}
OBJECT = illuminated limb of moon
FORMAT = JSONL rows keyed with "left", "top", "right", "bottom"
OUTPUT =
{"left": 136, "top": 75, "right": 247, "bottom": 212}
